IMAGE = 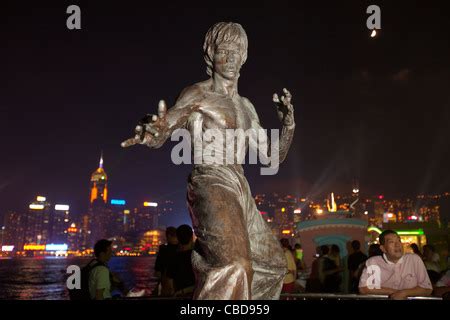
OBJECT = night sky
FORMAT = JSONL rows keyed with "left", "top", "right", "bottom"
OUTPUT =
{"left": 1, "top": 0, "right": 449, "bottom": 224}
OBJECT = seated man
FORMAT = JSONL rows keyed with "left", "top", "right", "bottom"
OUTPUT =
{"left": 359, "top": 230, "right": 433, "bottom": 300}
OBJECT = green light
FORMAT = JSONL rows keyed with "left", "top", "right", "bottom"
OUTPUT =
{"left": 397, "top": 229, "right": 424, "bottom": 236}
{"left": 367, "top": 227, "right": 424, "bottom": 236}
{"left": 368, "top": 226, "right": 382, "bottom": 234}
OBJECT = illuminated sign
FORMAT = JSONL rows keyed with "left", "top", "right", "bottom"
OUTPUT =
{"left": 1, "top": 245, "right": 14, "bottom": 252}
{"left": 143, "top": 202, "right": 158, "bottom": 207}
{"left": 281, "top": 230, "right": 291, "bottom": 235}
{"left": 294, "top": 209, "right": 301, "bottom": 214}
{"left": 36, "top": 196, "right": 46, "bottom": 202}
{"left": 24, "top": 244, "right": 46, "bottom": 251}
{"left": 55, "top": 204, "right": 70, "bottom": 211}
{"left": 111, "top": 199, "right": 126, "bottom": 206}
{"left": 29, "top": 204, "right": 44, "bottom": 210}
{"left": 45, "top": 244, "right": 68, "bottom": 251}
{"left": 67, "top": 227, "right": 78, "bottom": 233}
{"left": 124, "top": 210, "right": 130, "bottom": 214}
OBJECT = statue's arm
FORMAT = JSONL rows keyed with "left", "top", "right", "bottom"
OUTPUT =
{"left": 121, "top": 85, "right": 202, "bottom": 149}
{"left": 245, "top": 91, "right": 295, "bottom": 165}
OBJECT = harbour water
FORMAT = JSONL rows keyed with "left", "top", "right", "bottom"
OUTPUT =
{"left": 0, "top": 256, "right": 157, "bottom": 300}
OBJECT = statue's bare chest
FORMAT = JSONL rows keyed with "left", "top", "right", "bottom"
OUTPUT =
{"left": 198, "top": 94, "right": 252, "bottom": 130}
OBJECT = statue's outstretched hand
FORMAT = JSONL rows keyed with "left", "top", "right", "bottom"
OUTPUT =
{"left": 121, "top": 100, "right": 168, "bottom": 148}
{"left": 273, "top": 88, "right": 295, "bottom": 127}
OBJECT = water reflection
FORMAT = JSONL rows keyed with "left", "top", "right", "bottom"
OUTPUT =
{"left": 0, "top": 257, "right": 157, "bottom": 300}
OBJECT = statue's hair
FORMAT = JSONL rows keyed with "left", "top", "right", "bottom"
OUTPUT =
{"left": 203, "top": 22, "right": 248, "bottom": 76}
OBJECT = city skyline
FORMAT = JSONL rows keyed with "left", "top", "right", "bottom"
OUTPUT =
{"left": 2, "top": 2, "right": 450, "bottom": 225}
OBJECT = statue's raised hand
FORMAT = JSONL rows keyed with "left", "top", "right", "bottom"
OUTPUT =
{"left": 121, "top": 100, "right": 168, "bottom": 148}
{"left": 273, "top": 88, "right": 295, "bottom": 127}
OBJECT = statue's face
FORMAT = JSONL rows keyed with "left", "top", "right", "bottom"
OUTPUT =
{"left": 213, "top": 42, "right": 242, "bottom": 81}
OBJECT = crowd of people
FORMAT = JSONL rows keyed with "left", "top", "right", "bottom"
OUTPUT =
{"left": 279, "top": 230, "right": 450, "bottom": 299}
{"left": 78, "top": 228, "right": 449, "bottom": 300}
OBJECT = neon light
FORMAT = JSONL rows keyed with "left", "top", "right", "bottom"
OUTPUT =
{"left": 282, "top": 230, "right": 291, "bottom": 235}
{"left": 24, "top": 244, "right": 46, "bottom": 251}
{"left": 111, "top": 199, "right": 126, "bottom": 205}
{"left": 45, "top": 244, "right": 68, "bottom": 251}
{"left": 55, "top": 204, "right": 70, "bottom": 211}
{"left": 259, "top": 211, "right": 267, "bottom": 215}
{"left": 36, "top": 196, "right": 46, "bottom": 202}
{"left": 397, "top": 229, "right": 424, "bottom": 236}
{"left": 29, "top": 204, "right": 44, "bottom": 210}
{"left": 1, "top": 245, "right": 14, "bottom": 252}
{"left": 67, "top": 227, "right": 78, "bottom": 233}
{"left": 367, "top": 227, "right": 424, "bottom": 236}
{"left": 368, "top": 226, "right": 382, "bottom": 234}
{"left": 143, "top": 202, "right": 158, "bottom": 207}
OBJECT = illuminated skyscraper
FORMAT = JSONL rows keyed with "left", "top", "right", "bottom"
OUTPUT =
{"left": 24, "top": 196, "right": 52, "bottom": 245}
{"left": 3, "top": 211, "right": 25, "bottom": 249}
{"left": 90, "top": 153, "right": 108, "bottom": 204}
{"left": 87, "top": 153, "right": 110, "bottom": 246}
{"left": 51, "top": 204, "right": 70, "bottom": 244}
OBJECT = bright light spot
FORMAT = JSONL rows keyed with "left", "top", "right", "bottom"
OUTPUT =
{"left": 411, "top": 215, "right": 418, "bottom": 220}
{"left": 364, "top": 211, "right": 369, "bottom": 215}
{"left": 316, "top": 208, "right": 323, "bottom": 214}
{"left": 143, "top": 202, "right": 158, "bottom": 207}
{"left": 294, "top": 209, "right": 301, "bottom": 214}
{"left": 282, "top": 230, "right": 291, "bottom": 235}
{"left": 55, "top": 204, "right": 70, "bottom": 211}
{"left": 353, "top": 188, "right": 359, "bottom": 194}
{"left": 281, "top": 207, "right": 286, "bottom": 213}
{"left": 1, "top": 245, "right": 14, "bottom": 252}
{"left": 29, "top": 204, "right": 44, "bottom": 210}
{"left": 387, "top": 213, "right": 393, "bottom": 218}
{"left": 378, "top": 195, "right": 384, "bottom": 200}
{"left": 46, "top": 244, "right": 68, "bottom": 251}
{"left": 371, "top": 29, "right": 377, "bottom": 37}
{"left": 36, "top": 196, "right": 46, "bottom": 202}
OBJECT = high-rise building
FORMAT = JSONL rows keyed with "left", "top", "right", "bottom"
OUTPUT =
{"left": 67, "top": 222, "right": 80, "bottom": 251}
{"left": 135, "top": 202, "right": 158, "bottom": 232}
{"left": 3, "top": 211, "right": 25, "bottom": 249}
{"left": 24, "top": 196, "right": 52, "bottom": 245}
{"left": 51, "top": 204, "right": 70, "bottom": 244}
{"left": 88, "top": 153, "right": 110, "bottom": 246}
{"left": 109, "top": 199, "right": 130, "bottom": 237}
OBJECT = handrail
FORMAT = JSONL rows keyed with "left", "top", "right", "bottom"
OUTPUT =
{"left": 280, "top": 293, "right": 443, "bottom": 300}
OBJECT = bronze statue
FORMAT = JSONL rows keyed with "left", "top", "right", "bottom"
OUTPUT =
{"left": 122, "top": 22, "right": 295, "bottom": 299}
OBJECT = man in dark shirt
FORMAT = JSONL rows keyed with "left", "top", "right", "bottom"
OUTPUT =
{"left": 154, "top": 226, "right": 178, "bottom": 296}
{"left": 347, "top": 240, "right": 368, "bottom": 293}
{"left": 166, "top": 224, "right": 196, "bottom": 297}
